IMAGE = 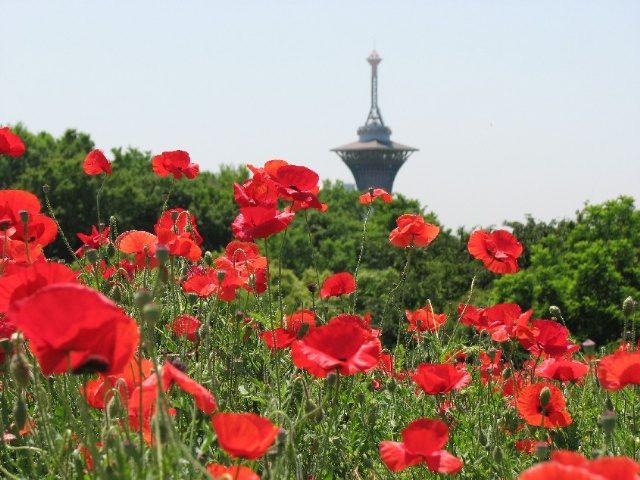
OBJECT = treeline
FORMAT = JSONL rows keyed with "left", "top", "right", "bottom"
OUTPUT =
{"left": 2, "top": 124, "right": 638, "bottom": 345}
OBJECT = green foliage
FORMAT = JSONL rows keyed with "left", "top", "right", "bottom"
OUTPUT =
{"left": 494, "top": 196, "right": 640, "bottom": 344}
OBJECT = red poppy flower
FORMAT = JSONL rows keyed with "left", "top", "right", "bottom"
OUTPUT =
{"left": 154, "top": 209, "right": 203, "bottom": 245}
{"left": 233, "top": 170, "right": 279, "bottom": 209}
{"left": 379, "top": 418, "right": 463, "bottom": 473}
{"left": 155, "top": 228, "right": 202, "bottom": 262}
{"left": 0, "top": 261, "right": 79, "bottom": 314}
{"left": 468, "top": 229, "right": 523, "bottom": 274}
{"left": 82, "top": 149, "right": 112, "bottom": 175}
{"left": 231, "top": 206, "right": 295, "bottom": 241}
{"left": 259, "top": 309, "right": 316, "bottom": 350}
{"left": 270, "top": 164, "right": 326, "bottom": 211}
{"left": 484, "top": 303, "right": 534, "bottom": 343}
{"left": 389, "top": 214, "right": 440, "bottom": 248}
{"left": 206, "top": 464, "right": 260, "bottom": 480}
{"left": 151, "top": 150, "right": 199, "bottom": 179}
{"left": 181, "top": 265, "right": 244, "bottom": 301}
{"left": 0, "top": 127, "right": 26, "bottom": 157}
{"left": 359, "top": 188, "right": 392, "bottom": 204}
{"left": 458, "top": 303, "right": 490, "bottom": 333}
{"left": 516, "top": 382, "right": 572, "bottom": 428}
{"left": 211, "top": 412, "right": 279, "bottom": 460}
{"left": 0, "top": 190, "right": 58, "bottom": 251}
{"left": 214, "top": 240, "right": 268, "bottom": 294}
{"left": 167, "top": 315, "right": 202, "bottom": 342}
{"left": 535, "top": 357, "right": 588, "bottom": 382}
{"left": 519, "top": 319, "right": 580, "bottom": 357}
{"left": 6, "top": 283, "right": 139, "bottom": 375}
{"left": 518, "top": 450, "right": 640, "bottom": 480}
{"left": 290, "top": 315, "right": 382, "bottom": 378}
{"left": 320, "top": 272, "right": 356, "bottom": 299}
{"left": 410, "top": 363, "right": 471, "bottom": 395}
{"left": 478, "top": 348, "right": 505, "bottom": 385}
{"left": 80, "top": 357, "right": 154, "bottom": 409}
{"left": 597, "top": 350, "right": 640, "bottom": 391}
{"left": 75, "top": 225, "right": 110, "bottom": 256}
{"left": 377, "top": 352, "right": 407, "bottom": 381}
{"left": 405, "top": 305, "right": 447, "bottom": 332}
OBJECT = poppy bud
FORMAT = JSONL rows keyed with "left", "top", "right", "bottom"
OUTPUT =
{"left": 502, "top": 366, "right": 512, "bottom": 380}
{"left": 10, "top": 351, "right": 31, "bottom": 390}
{"left": 549, "top": 306, "right": 562, "bottom": 318}
{"left": 216, "top": 269, "right": 226, "bottom": 283}
{"left": 486, "top": 347, "right": 498, "bottom": 362}
{"left": 155, "top": 245, "right": 170, "bottom": 265}
{"left": 326, "top": 371, "right": 338, "bottom": 387}
{"left": 134, "top": 289, "right": 153, "bottom": 309}
{"left": 42, "top": 184, "right": 50, "bottom": 194}
{"left": 478, "top": 429, "right": 488, "bottom": 446}
{"left": 386, "top": 378, "right": 397, "bottom": 393}
{"left": 535, "top": 442, "right": 550, "bottom": 461}
{"left": 204, "top": 251, "right": 214, "bottom": 267}
{"left": 362, "top": 456, "right": 374, "bottom": 468}
{"left": 605, "top": 397, "right": 614, "bottom": 412}
{"left": 170, "top": 210, "right": 179, "bottom": 222}
{"left": 19, "top": 210, "right": 29, "bottom": 225}
{"left": 142, "top": 303, "right": 162, "bottom": 325}
{"left": 85, "top": 248, "right": 99, "bottom": 266}
{"left": 623, "top": 296, "right": 637, "bottom": 317}
{"left": 159, "top": 265, "right": 169, "bottom": 283}
{"left": 13, "top": 396, "right": 28, "bottom": 431}
{"left": 539, "top": 386, "right": 551, "bottom": 409}
{"left": 598, "top": 410, "right": 617, "bottom": 436}
{"left": 106, "top": 243, "right": 116, "bottom": 257}
{"left": 297, "top": 322, "right": 311, "bottom": 340}
{"left": 307, "top": 282, "right": 317, "bottom": 294}
{"left": 356, "top": 392, "right": 365, "bottom": 404}
{"left": 276, "top": 429, "right": 287, "bottom": 444}
{"left": 492, "top": 446, "right": 504, "bottom": 463}
{"left": 582, "top": 339, "right": 596, "bottom": 356}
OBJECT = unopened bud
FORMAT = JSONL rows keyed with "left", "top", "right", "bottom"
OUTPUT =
{"left": 326, "top": 371, "right": 338, "bottom": 387}
{"left": 539, "top": 386, "right": 551, "bottom": 409}
{"left": 549, "top": 306, "right": 562, "bottom": 318}
{"left": 85, "top": 249, "right": 99, "bottom": 265}
{"left": 297, "top": 322, "right": 311, "bottom": 340}
{"left": 204, "top": 251, "right": 214, "bottom": 267}
{"left": 362, "top": 455, "right": 374, "bottom": 468}
{"left": 582, "top": 339, "right": 596, "bottom": 356}
{"left": 356, "top": 392, "right": 365, "bottom": 404}
{"left": 599, "top": 410, "right": 617, "bottom": 436}
{"left": 276, "top": 429, "right": 287, "bottom": 443}
{"left": 155, "top": 245, "right": 170, "bottom": 265}
{"left": 19, "top": 210, "right": 29, "bottom": 225}
{"left": 13, "top": 396, "right": 28, "bottom": 431}
{"left": 478, "top": 429, "right": 488, "bottom": 446}
{"left": 142, "top": 303, "right": 162, "bottom": 324}
{"left": 307, "top": 282, "right": 317, "bottom": 294}
{"left": 623, "top": 296, "right": 637, "bottom": 317}
{"left": 492, "top": 445, "right": 504, "bottom": 463}
{"left": 170, "top": 210, "right": 179, "bottom": 222}
{"left": 159, "top": 265, "right": 169, "bottom": 283}
{"left": 134, "top": 289, "right": 153, "bottom": 309}
{"left": 42, "top": 184, "right": 50, "bottom": 194}
{"left": 216, "top": 269, "right": 226, "bottom": 283}
{"left": 386, "top": 378, "right": 397, "bottom": 393}
{"left": 10, "top": 351, "right": 31, "bottom": 389}
{"left": 535, "top": 442, "right": 550, "bottom": 461}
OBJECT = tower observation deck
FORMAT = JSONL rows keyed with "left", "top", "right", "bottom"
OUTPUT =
{"left": 332, "top": 51, "right": 417, "bottom": 193}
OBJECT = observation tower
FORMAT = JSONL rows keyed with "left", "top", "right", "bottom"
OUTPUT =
{"left": 332, "top": 51, "right": 417, "bottom": 193}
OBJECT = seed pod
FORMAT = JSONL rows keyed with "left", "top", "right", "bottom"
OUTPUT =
{"left": 10, "top": 351, "right": 31, "bottom": 390}
{"left": 13, "top": 396, "right": 28, "bottom": 431}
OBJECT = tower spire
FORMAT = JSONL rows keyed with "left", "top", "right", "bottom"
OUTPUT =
{"left": 366, "top": 50, "right": 384, "bottom": 126}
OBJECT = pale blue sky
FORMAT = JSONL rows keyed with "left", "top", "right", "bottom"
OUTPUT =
{"left": 2, "top": 1, "right": 639, "bottom": 230}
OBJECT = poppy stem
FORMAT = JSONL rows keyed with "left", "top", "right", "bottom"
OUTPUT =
{"left": 352, "top": 201, "right": 373, "bottom": 313}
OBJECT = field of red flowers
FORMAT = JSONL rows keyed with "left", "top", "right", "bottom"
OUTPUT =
{"left": 1, "top": 126, "right": 639, "bottom": 479}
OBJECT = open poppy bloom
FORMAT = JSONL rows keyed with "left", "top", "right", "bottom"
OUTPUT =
{"left": 468, "top": 229, "right": 523, "bottom": 274}
{"left": 597, "top": 350, "right": 640, "bottom": 391}
{"left": 410, "top": 363, "right": 471, "bottom": 395}
{"left": 290, "top": 314, "right": 382, "bottom": 378}
{"left": 519, "top": 319, "right": 580, "bottom": 357}
{"left": 155, "top": 209, "right": 203, "bottom": 245}
{"left": 518, "top": 450, "right": 640, "bottom": 480}
{"left": 82, "top": 149, "right": 112, "bottom": 175}
{"left": 211, "top": 412, "right": 279, "bottom": 460}
{"left": 80, "top": 357, "right": 154, "bottom": 409}
{"left": 167, "top": 315, "right": 202, "bottom": 342}
{"left": 535, "top": 357, "right": 588, "bottom": 382}
{"left": 320, "top": 272, "right": 356, "bottom": 299}
{"left": 484, "top": 303, "right": 535, "bottom": 343}
{"left": 516, "top": 382, "right": 572, "bottom": 428}
{"left": 406, "top": 305, "right": 447, "bottom": 333}
{"left": 389, "top": 214, "right": 440, "bottom": 248}
{"left": 75, "top": 225, "right": 110, "bottom": 257}
{"left": 151, "top": 150, "right": 199, "bottom": 179}
{"left": 206, "top": 464, "right": 260, "bottom": 480}
{"left": 0, "top": 127, "right": 26, "bottom": 157}
{"left": 359, "top": 188, "right": 392, "bottom": 204}
{"left": 379, "top": 418, "right": 463, "bottom": 473}
{"left": 214, "top": 240, "right": 268, "bottom": 294}
{"left": 5, "top": 283, "right": 139, "bottom": 375}
{"left": 181, "top": 264, "right": 245, "bottom": 301}
{"left": 259, "top": 309, "right": 315, "bottom": 350}
{"left": 231, "top": 206, "right": 295, "bottom": 241}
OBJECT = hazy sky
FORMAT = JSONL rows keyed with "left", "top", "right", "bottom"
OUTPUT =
{"left": 2, "top": 1, "right": 639, "bottom": 230}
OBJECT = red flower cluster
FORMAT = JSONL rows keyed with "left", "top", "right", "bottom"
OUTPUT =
{"left": 405, "top": 304, "right": 447, "bottom": 333}
{"left": 167, "top": 315, "right": 202, "bottom": 342}
{"left": 0, "top": 190, "right": 58, "bottom": 263}
{"left": 0, "top": 127, "right": 25, "bottom": 157}
{"left": 389, "top": 214, "right": 440, "bottom": 248}
{"left": 82, "top": 149, "right": 112, "bottom": 175}
{"left": 518, "top": 450, "right": 640, "bottom": 480}
{"left": 379, "top": 418, "right": 463, "bottom": 473}
{"left": 468, "top": 229, "right": 523, "bottom": 274}
{"left": 151, "top": 150, "right": 199, "bottom": 179}
{"left": 290, "top": 314, "right": 382, "bottom": 378}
